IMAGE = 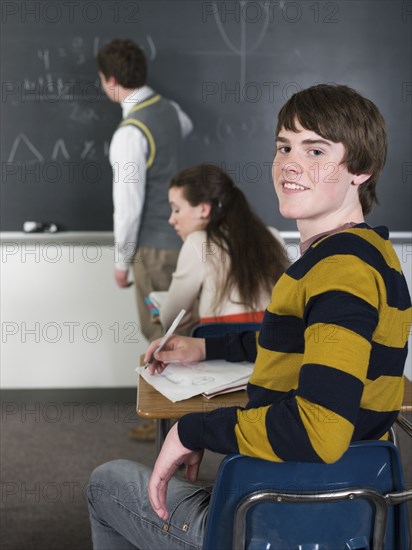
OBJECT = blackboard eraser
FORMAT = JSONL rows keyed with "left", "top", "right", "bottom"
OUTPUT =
{"left": 23, "top": 221, "right": 59, "bottom": 233}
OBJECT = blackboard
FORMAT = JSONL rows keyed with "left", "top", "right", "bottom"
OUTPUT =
{"left": 1, "top": 0, "right": 411, "bottom": 232}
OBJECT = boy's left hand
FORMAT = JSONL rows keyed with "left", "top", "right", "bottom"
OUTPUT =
{"left": 148, "top": 423, "right": 204, "bottom": 520}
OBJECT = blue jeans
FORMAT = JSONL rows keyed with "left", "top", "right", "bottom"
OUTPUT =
{"left": 87, "top": 460, "right": 211, "bottom": 550}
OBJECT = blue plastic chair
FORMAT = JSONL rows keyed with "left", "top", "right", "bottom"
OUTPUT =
{"left": 203, "top": 441, "right": 411, "bottom": 550}
{"left": 191, "top": 322, "right": 261, "bottom": 338}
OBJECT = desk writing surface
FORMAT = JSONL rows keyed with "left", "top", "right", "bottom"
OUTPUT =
{"left": 137, "top": 376, "right": 247, "bottom": 419}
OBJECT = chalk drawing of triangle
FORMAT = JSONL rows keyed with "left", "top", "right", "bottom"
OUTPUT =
{"left": 52, "top": 139, "right": 70, "bottom": 160}
{"left": 8, "top": 134, "right": 44, "bottom": 163}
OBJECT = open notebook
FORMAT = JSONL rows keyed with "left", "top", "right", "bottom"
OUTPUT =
{"left": 137, "top": 360, "right": 253, "bottom": 402}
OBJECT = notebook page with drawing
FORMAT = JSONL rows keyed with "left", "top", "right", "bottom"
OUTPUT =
{"left": 136, "top": 360, "right": 253, "bottom": 402}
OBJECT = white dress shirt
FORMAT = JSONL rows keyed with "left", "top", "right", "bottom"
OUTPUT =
{"left": 110, "top": 85, "right": 193, "bottom": 270}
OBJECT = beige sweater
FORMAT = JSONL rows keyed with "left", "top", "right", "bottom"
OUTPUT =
{"left": 160, "top": 228, "right": 283, "bottom": 331}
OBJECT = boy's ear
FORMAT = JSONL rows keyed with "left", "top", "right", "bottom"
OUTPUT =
{"left": 352, "top": 173, "right": 371, "bottom": 186}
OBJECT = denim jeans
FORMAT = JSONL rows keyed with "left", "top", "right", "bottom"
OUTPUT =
{"left": 87, "top": 460, "right": 211, "bottom": 550}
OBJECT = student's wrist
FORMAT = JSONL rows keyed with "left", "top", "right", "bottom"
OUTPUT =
{"left": 177, "top": 414, "right": 204, "bottom": 451}
{"left": 115, "top": 261, "right": 130, "bottom": 272}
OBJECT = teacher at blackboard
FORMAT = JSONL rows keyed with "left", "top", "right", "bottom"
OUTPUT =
{"left": 97, "top": 39, "right": 193, "bottom": 342}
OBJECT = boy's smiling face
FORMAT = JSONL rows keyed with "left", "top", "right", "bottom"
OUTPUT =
{"left": 272, "top": 121, "right": 371, "bottom": 240}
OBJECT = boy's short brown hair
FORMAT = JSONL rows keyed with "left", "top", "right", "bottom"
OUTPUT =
{"left": 276, "top": 84, "right": 387, "bottom": 215}
{"left": 97, "top": 39, "right": 147, "bottom": 89}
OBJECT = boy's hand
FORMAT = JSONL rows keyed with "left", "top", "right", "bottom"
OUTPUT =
{"left": 148, "top": 423, "right": 204, "bottom": 520}
{"left": 144, "top": 336, "right": 206, "bottom": 375}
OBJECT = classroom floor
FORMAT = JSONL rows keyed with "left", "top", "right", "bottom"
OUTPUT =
{"left": 0, "top": 388, "right": 222, "bottom": 550}
{"left": 1, "top": 389, "right": 411, "bottom": 550}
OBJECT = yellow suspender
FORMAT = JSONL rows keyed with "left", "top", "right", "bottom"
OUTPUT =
{"left": 120, "top": 95, "right": 161, "bottom": 169}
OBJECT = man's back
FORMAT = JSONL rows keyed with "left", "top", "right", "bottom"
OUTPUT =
{"left": 120, "top": 94, "right": 184, "bottom": 249}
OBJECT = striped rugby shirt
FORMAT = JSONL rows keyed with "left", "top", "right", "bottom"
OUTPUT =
{"left": 178, "top": 224, "right": 412, "bottom": 463}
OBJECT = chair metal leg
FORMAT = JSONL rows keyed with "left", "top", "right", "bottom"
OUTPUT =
{"left": 388, "top": 425, "right": 398, "bottom": 447}
{"left": 396, "top": 414, "right": 412, "bottom": 438}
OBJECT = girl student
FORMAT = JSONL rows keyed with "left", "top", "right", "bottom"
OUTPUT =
{"left": 159, "top": 163, "right": 290, "bottom": 332}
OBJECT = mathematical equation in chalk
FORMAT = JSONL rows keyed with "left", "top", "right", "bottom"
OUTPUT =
{"left": 4, "top": 35, "right": 156, "bottom": 104}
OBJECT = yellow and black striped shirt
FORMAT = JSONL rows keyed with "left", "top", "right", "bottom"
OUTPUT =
{"left": 178, "top": 225, "right": 412, "bottom": 463}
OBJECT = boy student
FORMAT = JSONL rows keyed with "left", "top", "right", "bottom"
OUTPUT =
{"left": 97, "top": 39, "right": 193, "bottom": 342}
{"left": 88, "top": 84, "right": 412, "bottom": 549}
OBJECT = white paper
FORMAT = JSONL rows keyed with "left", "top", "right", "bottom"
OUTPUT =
{"left": 201, "top": 377, "right": 249, "bottom": 399}
{"left": 137, "top": 360, "right": 253, "bottom": 402}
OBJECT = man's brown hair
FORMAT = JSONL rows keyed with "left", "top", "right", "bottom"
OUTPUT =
{"left": 276, "top": 84, "right": 387, "bottom": 215}
{"left": 97, "top": 39, "right": 147, "bottom": 89}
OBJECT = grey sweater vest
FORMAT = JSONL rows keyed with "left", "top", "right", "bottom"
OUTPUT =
{"left": 120, "top": 94, "right": 183, "bottom": 249}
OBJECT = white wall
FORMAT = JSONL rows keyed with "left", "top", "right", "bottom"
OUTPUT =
{"left": 1, "top": 233, "right": 146, "bottom": 388}
{"left": 1, "top": 232, "right": 411, "bottom": 389}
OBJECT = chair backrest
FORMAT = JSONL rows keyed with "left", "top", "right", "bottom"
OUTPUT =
{"left": 203, "top": 441, "right": 410, "bottom": 550}
{"left": 191, "top": 322, "right": 261, "bottom": 338}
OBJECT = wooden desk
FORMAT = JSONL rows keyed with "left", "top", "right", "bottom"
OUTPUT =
{"left": 137, "top": 375, "right": 412, "bottom": 452}
{"left": 137, "top": 376, "right": 248, "bottom": 418}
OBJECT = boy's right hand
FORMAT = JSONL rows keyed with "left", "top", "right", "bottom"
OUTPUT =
{"left": 144, "top": 336, "right": 206, "bottom": 375}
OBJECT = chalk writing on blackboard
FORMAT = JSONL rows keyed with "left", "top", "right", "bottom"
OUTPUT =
{"left": 52, "top": 140, "right": 70, "bottom": 161}
{"left": 146, "top": 35, "right": 156, "bottom": 61}
{"left": 212, "top": 0, "right": 270, "bottom": 89}
{"left": 7, "top": 134, "right": 109, "bottom": 163}
{"left": 11, "top": 34, "right": 156, "bottom": 105}
{"left": 8, "top": 134, "right": 44, "bottom": 163}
